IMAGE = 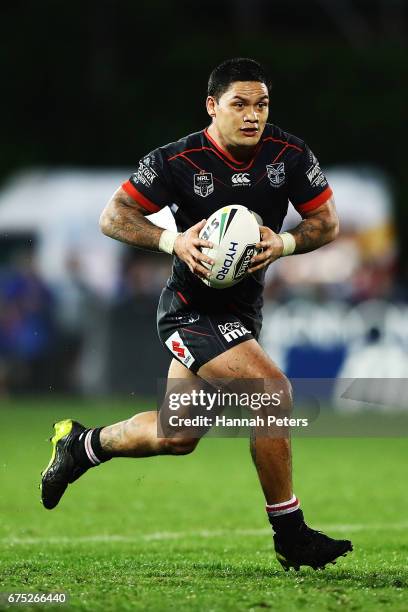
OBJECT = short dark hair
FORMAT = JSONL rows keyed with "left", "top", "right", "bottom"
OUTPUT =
{"left": 207, "top": 58, "right": 270, "bottom": 101}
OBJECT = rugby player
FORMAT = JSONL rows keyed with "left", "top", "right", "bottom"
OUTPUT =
{"left": 41, "top": 58, "right": 353, "bottom": 571}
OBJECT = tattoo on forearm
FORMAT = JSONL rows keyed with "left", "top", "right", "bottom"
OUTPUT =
{"left": 101, "top": 191, "right": 164, "bottom": 251}
{"left": 291, "top": 213, "right": 335, "bottom": 254}
{"left": 107, "top": 206, "right": 163, "bottom": 250}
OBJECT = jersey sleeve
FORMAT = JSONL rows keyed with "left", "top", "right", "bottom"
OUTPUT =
{"left": 121, "top": 148, "right": 175, "bottom": 214}
{"left": 288, "top": 145, "right": 333, "bottom": 217}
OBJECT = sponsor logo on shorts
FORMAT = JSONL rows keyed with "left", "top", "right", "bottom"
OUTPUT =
{"left": 266, "top": 163, "right": 285, "bottom": 187}
{"left": 231, "top": 173, "right": 251, "bottom": 186}
{"left": 233, "top": 244, "right": 257, "bottom": 279}
{"left": 194, "top": 172, "right": 214, "bottom": 198}
{"left": 218, "top": 321, "right": 251, "bottom": 343}
{"left": 165, "top": 331, "right": 195, "bottom": 368}
{"left": 306, "top": 162, "right": 328, "bottom": 188}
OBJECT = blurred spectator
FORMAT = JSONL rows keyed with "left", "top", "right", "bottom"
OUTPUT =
{"left": 0, "top": 250, "right": 55, "bottom": 393}
{"left": 115, "top": 249, "right": 171, "bottom": 300}
{"left": 107, "top": 250, "right": 171, "bottom": 395}
{"left": 52, "top": 253, "right": 106, "bottom": 394}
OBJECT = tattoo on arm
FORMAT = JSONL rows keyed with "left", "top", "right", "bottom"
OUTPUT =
{"left": 100, "top": 421, "right": 128, "bottom": 453}
{"left": 100, "top": 188, "right": 164, "bottom": 251}
{"left": 290, "top": 198, "right": 339, "bottom": 255}
{"left": 291, "top": 214, "right": 332, "bottom": 254}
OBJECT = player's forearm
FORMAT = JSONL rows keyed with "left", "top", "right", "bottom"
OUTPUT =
{"left": 99, "top": 192, "right": 163, "bottom": 251}
{"left": 288, "top": 200, "right": 339, "bottom": 255}
{"left": 290, "top": 215, "right": 338, "bottom": 254}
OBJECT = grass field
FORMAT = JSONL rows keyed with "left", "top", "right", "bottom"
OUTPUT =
{"left": 0, "top": 399, "right": 407, "bottom": 611}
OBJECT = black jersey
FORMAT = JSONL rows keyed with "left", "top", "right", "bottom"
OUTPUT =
{"left": 122, "top": 123, "right": 332, "bottom": 318}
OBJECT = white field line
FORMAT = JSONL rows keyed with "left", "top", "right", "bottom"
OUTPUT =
{"left": 1, "top": 523, "right": 408, "bottom": 545}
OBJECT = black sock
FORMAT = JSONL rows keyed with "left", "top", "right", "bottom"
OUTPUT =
{"left": 72, "top": 427, "right": 112, "bottom": 468}
{"left": 90, "top": 427, "right": 112, "bottom": 462}
{"left": 268, "top": 508, "right": 305, "bottom": 537}
{"left": 265, "top": 495, "right": 305, "bottom": 537}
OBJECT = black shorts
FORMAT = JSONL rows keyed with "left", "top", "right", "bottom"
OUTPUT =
{"left": 157, "top": 287, "right": 262, "bottom": 374}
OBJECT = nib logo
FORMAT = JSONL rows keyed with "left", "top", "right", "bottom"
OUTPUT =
{"left": 172, "top": 341, "right": 185, "bottom": 358}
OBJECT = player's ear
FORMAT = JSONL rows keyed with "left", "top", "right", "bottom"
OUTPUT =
{"left": 206, "top": 96, "right": 216, "bottom": 119}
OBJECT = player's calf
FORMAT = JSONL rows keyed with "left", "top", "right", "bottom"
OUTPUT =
{"left": 158, "top": 436, "right": 199, "bottom": 455}
{"left": 40, "top": 413, "right": 200, "bottom": 509}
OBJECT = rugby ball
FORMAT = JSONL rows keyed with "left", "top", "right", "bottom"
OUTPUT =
{"left": 199, "top": 205, "right": 260, "bottom": 289}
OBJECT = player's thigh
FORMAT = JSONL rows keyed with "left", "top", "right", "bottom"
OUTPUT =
{"left": 198, "top": 339, "right": 292, "bottom": 412}
{"left": 166, "top": 358, "right": 200, "bottom": 402}
{"left": 198, "top": 338, "right": 285, "bottom": 380}
{"left": 167, "top": 358, "right": 198, "bottom": 380}
{"left": 161, "top": 358, "right": 204, "bottom": 450}
{"left": 165, "top": 357, "right": 202, "bottom": 413}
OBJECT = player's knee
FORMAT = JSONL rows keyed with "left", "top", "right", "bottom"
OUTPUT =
{"left": 259, "top": 369, "right": 293, "bottom": 415}
{"left": 276, "top": 373, "right": 293, "bottom": 414}
{"left": 160, "top": 437, "right": 199, "bottom": 455}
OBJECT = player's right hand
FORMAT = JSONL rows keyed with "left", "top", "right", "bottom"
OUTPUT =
{"left": 174, "top": 219, "right": 215, "bottom": 280}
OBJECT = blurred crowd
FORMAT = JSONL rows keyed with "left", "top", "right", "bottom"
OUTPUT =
{"left": 0, "top": 247, "right": 171, "bottom": 396}
{"left": 0, "top": 251, "right": 55, "bottom": 394}
{"left": 0, "top": 251, "right": 96, "bottom": 395}
{"left": 0, "top": 228, "right": 407, "bottom": 397}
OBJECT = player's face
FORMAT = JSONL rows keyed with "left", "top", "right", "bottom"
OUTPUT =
{"left": 207, "top": 81, "right": 269, "bottom": 149}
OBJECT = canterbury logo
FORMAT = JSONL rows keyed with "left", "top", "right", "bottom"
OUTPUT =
{"left": 231, "top": 173, "right": 250, "bottom": 185}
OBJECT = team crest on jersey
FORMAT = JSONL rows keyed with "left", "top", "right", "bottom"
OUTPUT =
{"left": 266, "top": 163, "right": 285, "bottom": 188}
{"left": 194, "top": 172, "right": 214, "bottom": 198}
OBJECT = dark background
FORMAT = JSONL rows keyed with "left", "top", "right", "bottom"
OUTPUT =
{"left": 2, "top": 0, "right": 407, "bottom": 270}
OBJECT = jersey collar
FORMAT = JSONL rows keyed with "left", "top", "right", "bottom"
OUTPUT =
{"left": 204, "top": 128, "right": 263, "bottom": 171}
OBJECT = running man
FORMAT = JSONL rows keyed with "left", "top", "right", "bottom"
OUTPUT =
{"left": 41, "top": 58, "right": 352, "bottom": 571}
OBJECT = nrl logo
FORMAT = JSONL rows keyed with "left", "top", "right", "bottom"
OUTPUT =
{"left": 194, "top": 172, "right": 214, "bottom": 198}
{"left": 266, "top": 162, "right": 285, "bottom": 188}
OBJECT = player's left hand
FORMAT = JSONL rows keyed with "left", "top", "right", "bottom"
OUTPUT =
{"left": 248, "top": 225, "right": 284, "bottom": 273}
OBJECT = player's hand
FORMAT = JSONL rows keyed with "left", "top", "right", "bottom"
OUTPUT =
{"left": 174, "top": 219, "right": 215, "bottom": 280}
{"left": 248, "top": 225, "right": 284, "bottom": 273}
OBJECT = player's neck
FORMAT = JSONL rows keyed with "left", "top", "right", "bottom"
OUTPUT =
{"left": 206, "top": 124, "right": 257, "bottom": 162}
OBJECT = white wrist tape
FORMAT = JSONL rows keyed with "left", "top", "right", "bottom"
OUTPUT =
{"left": 159, "top": 230, "right": 180, "bottom": 255}
{"left": 279, "top": 232, "right": 296, "bottom": 256}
